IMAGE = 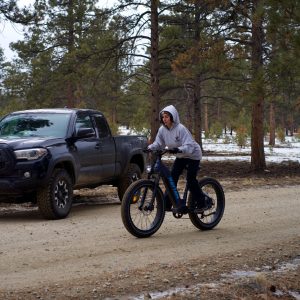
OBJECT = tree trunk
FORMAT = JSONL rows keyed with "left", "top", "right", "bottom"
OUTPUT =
{"left": 269, "top": 102, "right": 276, "bottom": 146}
{"left": 217, "top": 98, "right": 221, "bottom": 120}
{"left": 149, "top": 0, "right": 160, "bottom": 143}
{"left": 250, "top": 0, "right": 266, "bottom": 171}
{"left": 194, "top": 78, "right": 202, "bottom": 149}
{"left": 67, "top": 0, "right": 75, "bottom": 108}
{"left": 287, "top": 114, "right": 294, "bottom": 136}
{"left": 204, "top": 101, "right": 209, "bottom": 135}
{"left": 192, "top": 0, "right": 203, "bottom": 149}
{"left": 184, "top": 84, "right": 193, "bottom": 133}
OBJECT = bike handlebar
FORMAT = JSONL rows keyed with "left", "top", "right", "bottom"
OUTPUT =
{"left": 143, "top": 148, "right": 182, "bottom": 155}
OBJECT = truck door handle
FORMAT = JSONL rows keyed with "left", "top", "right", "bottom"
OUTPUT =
{"left": 95, "top": 143, "right": 102, "bottom": 150}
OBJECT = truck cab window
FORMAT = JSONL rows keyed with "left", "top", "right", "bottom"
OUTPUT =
{"left": 75, "top": 115, "right": 95, "bottom": 135}
{"left": 76, "top": 115, "right": 93, "bottom": 129}
{"left": 94, "top": 115, "right": 110, "bottom": 138}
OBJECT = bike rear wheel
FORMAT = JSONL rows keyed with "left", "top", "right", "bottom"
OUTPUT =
{"left": 188, "top": 177, "right": 225, "bottom": 230}
{"left": 121, "top": 179, "right": 165, "bottom": 238}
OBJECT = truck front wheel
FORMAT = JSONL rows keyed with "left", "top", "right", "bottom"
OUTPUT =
{"left": 117, "top": 163, "right": 141, "bottom": 201}
{"left": 37, "top": 169, "right": 73, "bottom": 219}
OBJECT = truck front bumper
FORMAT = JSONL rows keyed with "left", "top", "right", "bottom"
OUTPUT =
{"left": 0, "top": 159, "right": 49, "bottom": 198}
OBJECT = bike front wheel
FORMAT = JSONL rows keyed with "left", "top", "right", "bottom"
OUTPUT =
{"left": 121, "top": 179, "right": 165, "bottom": 238}
{"left": 188, "top": 177, "right": 225, "bottom": 230}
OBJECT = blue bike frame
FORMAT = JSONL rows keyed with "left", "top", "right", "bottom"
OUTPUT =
{"left": 150, "top": 153, "right": 189, "bottom": 208}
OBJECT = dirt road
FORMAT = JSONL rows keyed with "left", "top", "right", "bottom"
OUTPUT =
{"left": 0, "top": 184, "right": 299, "bottom": 299}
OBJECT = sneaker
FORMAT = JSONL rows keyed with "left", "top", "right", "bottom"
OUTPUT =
{"left": 195, "top": 195, "right": 213, "bottom": 212}
{"left": 172, "top": 205, "right": 189, "bottom": 214}
{"left": 204, "top": 194, "right": 213, "bottom": 209}
{"left": 195, "top": 205, "right": 209, "bottom": 213}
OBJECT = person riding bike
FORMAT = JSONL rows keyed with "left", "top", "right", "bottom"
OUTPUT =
{"left": 147, "top": 105, "right": 210, "bottom": 214}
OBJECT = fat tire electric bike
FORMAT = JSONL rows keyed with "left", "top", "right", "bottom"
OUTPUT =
{"left": 121, "top": 149, "right": 225, "bottom": 238}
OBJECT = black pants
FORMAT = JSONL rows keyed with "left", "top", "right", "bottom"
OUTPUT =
{"left": 166, "top": 158, "right": 205, "bottom": 208}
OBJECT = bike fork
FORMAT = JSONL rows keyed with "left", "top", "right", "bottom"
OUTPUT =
{"left": 138, "top": 176, "right": 160, "bottom": 211}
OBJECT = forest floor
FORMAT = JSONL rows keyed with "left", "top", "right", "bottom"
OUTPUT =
{"left": 198, "top": 156, "right": 300, "bottom": 191}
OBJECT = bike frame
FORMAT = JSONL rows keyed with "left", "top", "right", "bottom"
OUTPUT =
{"left": 147, "top": 150, "right": 189, "bottom": 209}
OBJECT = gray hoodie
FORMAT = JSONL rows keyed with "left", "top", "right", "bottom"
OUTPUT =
{"left": 148, "top": 105, "right": 202, "bottom": 160}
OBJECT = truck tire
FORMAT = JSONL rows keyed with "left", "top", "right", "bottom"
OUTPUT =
{"left": 117, "top": 163, "right": 141, "bottom": 201}
{"left": 37, "top": 169, "right": 73, "bottom": 220}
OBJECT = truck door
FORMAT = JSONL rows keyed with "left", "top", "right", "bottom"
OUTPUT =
{"left": 74, "top": 113, "right": 103, "bottom": 185}
{"left": 93, "top": 114, "right": 116, "bottom": 179}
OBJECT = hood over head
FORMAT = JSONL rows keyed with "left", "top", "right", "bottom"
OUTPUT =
{"left": 160, "top": 105, "right": 180, "bottom": 126}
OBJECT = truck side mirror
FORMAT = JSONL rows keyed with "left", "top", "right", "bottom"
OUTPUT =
{"left": 76, "top": 127, "right": 95, "bottom": 138}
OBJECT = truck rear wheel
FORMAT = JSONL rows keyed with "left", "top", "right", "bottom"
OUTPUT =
{"left": 37, "top": 169, "right": 73, "bottom": 219}
{"left": 117, "top": 163, "right": 141, "bottom": 201}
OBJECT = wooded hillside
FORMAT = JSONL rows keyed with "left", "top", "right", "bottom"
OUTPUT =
{"left": 0, "top": 0, "right": 299, "bottom": 171}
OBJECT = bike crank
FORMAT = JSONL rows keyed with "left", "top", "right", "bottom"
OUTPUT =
{"left": 172, "top": 212, "right": 184, "bottom": 219}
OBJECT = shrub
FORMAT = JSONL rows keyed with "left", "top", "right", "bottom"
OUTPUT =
{"left": 223, "top": 135, "right": 231, "bottom": 144}
{"left": 204, "top": 130, "right": 210, "bottom": 139}
{"left": 235, "top": 125, "right": 248, "bottom": 148}
{"left": 210, "top": 121, "right": 223, "bottom": 139}
{"left": 276, "top": 128, "right": 285, "bottom": 143}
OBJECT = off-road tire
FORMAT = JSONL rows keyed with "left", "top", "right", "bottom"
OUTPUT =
{"left": 117, "top": 163, "right": 141, "bottom": 201}
{"left": 37, "top": 169, "right": 73, "bottom": 220}
{"left": 121, "top": 179, "right": 165, "bottom": 238}
{"left": 188, "top": 177, "right": 225, "bottom": 230}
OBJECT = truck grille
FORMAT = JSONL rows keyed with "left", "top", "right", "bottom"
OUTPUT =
{"left": 0, "top": 144, "right": 15, "bottom": 175}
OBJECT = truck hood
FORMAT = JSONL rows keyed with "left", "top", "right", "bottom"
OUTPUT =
{"left": 0, "top": 137, "right": 65, "bottom": 149}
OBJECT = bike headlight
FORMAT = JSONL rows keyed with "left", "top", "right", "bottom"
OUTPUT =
{"left": 146, "top": 165, "right": 152, "bottom": 173}
{"left": 14, "top": 148, "right": 48, "bottom": 161}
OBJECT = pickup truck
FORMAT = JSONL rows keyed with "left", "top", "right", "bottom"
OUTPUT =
{"left": 0, "top": 108, "right": 148, "bottom": 219}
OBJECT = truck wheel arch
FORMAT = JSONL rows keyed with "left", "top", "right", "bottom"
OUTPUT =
{"left": 129, "top": 154, "right": 145, "bottom": 174}
{"left": 117, "top": 163, "right": 142, "bottom": 202}
{"left": 47, "top": 160, "right": 76, "bottom": 185}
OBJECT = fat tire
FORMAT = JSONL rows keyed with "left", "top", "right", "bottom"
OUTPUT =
{"left": 121, "top": 179, "right": 165, "bottom": 238}
{"left": 117, "top": 163, "right": 142, "bottom": 201}
{"left": 37, "top": 169, "right": 73, "bottom": 220}
{"left": 188, "top": 177, "right": 225, "bottom": 230}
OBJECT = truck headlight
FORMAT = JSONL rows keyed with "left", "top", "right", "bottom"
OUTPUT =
{"left": 14, "top": 148, "right": 48, "bottom": 161}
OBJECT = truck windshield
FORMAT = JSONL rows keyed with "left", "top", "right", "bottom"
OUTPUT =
{"left": 0, "top": 113, "right": 71, "bottom": 138}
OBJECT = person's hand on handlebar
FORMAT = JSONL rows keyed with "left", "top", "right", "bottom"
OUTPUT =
{"left": 168, "top": 147, "right": 182, "bottom": 154}
{"left": 143, "top": 148, "right": 152, "bottom": 153}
